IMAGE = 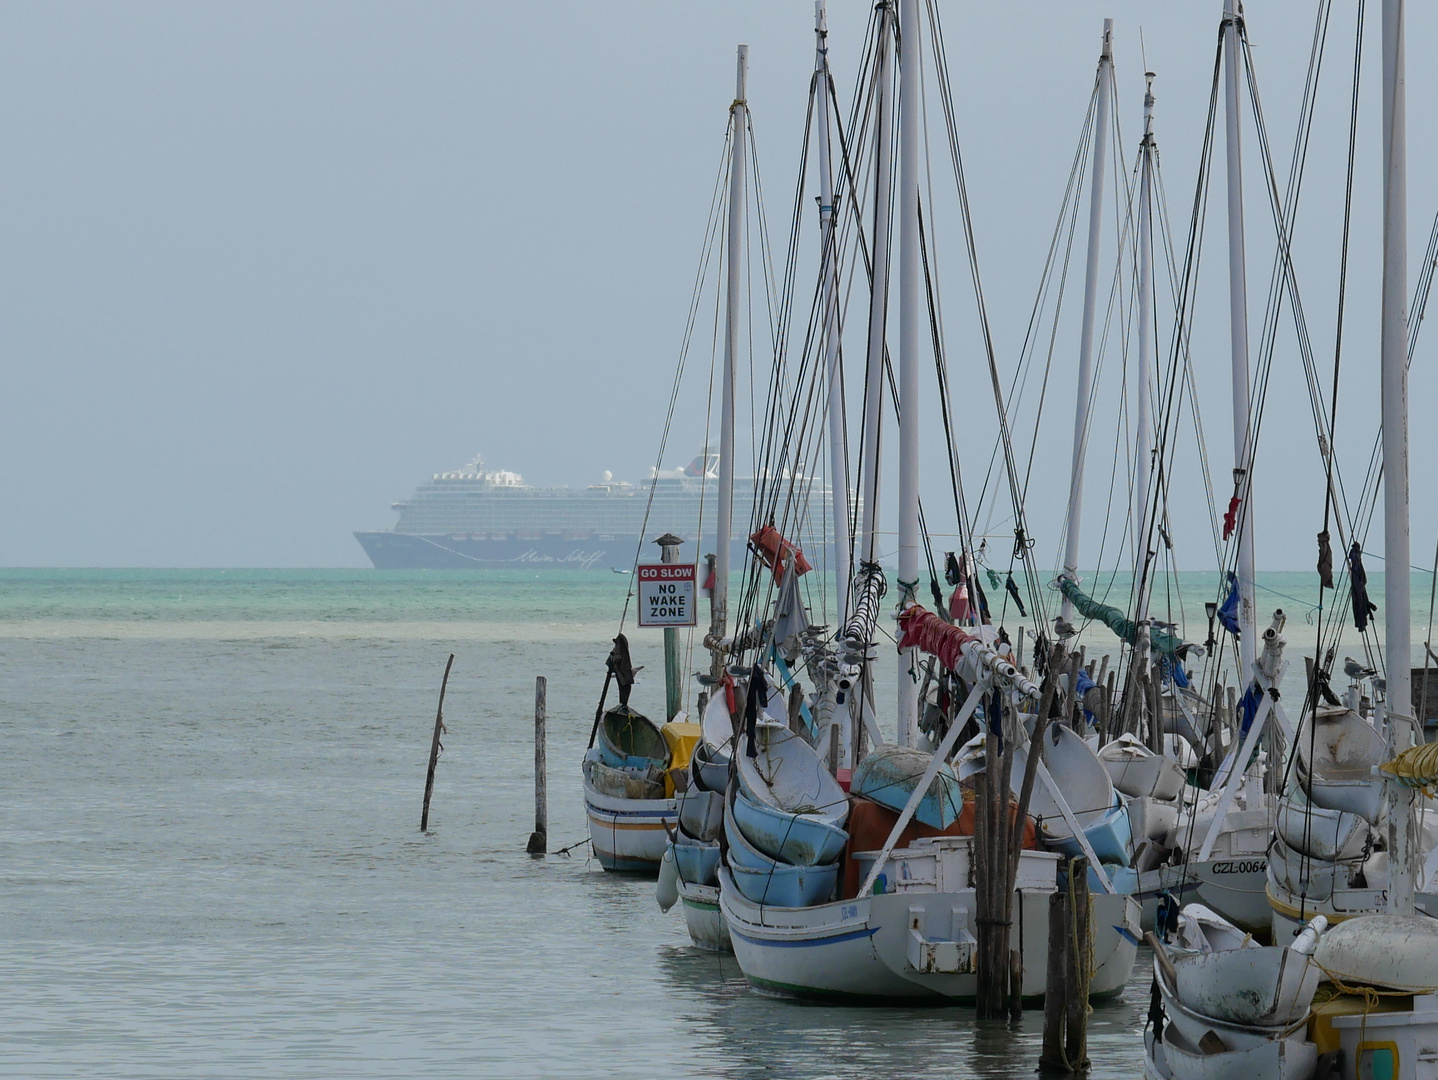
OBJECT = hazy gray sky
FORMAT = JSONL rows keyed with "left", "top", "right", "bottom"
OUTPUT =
{"left": 1, "top": 1, "right": 1434, "bottom": 569}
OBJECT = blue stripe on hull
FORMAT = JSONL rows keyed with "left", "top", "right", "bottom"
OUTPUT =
{"left": 727, "top": 925, "right": 877, "bottom": 949}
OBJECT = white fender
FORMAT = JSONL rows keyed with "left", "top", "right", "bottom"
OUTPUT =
{"left": 656, "top": 842, "right": 679, "bottom": 912}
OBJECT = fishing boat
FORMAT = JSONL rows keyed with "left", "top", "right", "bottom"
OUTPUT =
{"left": 1145, "top": 905, "right": 1327, "bottom": 1080}
{"left": 1295, "top": 706, "right": 1387, "bottom": 823}
{"left": 1101, "top": 734, "right": 1187, "bottom": 802}
{"left": 851, "top": 744, "right": 965, "bottom": 829}
{"left": 733, "top": 724, "right": 850, "bottom": 866}
{"left": 720, "top": 834, "right": 1140, "bottom": 1002}
{"left": 583, "top": 702, "right": 682, "bottom": 872}
{"left": 1010, "top": 723, "right": 1133, "bottom": 867}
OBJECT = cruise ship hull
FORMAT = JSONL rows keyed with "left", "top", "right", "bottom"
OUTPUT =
{"left": 354, "top": 531, "right": 816, "bottom": 571}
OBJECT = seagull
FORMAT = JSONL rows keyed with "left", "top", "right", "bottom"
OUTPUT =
{"left": 1053, "top": 617, "right": 1078, "bottom": 640}
{"left": 1343, "top": 657, "right": 1377, "bottom": 682}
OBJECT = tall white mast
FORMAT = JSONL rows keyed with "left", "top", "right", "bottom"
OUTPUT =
{"left": 1380, "top": 0, "right": 1414, "bottom": 915}
{"left": 896, "top": 0, "right": 921, "bottom": 747}
{"left": 815, "top": 1, "right": 851, "bottom": 622}
{"left": 851, "top": 4, "right": 894, "bottom": 760}
{"left": 1060, "top": 20, "right": 1114, "bottom": 623}
{"left": 710, "top": 45, "right": 748, "bottom": 678}
{"left": 1222, "top": 3, "right": 1257, "bottom": 685}
{"left": 1133, "top": 74, "right": 1156, "bottom": 634}
{"left": 858, "top": 7, "right": 893, "bottom": 570}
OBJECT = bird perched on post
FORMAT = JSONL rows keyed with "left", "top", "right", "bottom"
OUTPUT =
{"left": 1343, "top": 657, "right": 1377, "bottom": 683}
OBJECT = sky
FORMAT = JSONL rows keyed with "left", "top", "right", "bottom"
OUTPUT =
{"left": 0, "top": 1, "right": 1434, "bottom": 569}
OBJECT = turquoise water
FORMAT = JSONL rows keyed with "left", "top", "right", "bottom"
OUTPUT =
{"left": 0, "top": 568, "right": 1421, "bottom": 1077}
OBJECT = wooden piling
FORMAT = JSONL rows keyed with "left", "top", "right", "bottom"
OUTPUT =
{"left": 420, "top": 653, "right": 454, "bottom": 833}
{"left": 526, "top": 676, "right": 548, "bottom": 854}
{"left": 828, "top": 722, "right": 841, "bottom": 779}
{"left": 1066, "top": 650, "right": 1083, "bottom": 730}
{"left": 992, "top": 644, "right": 1067, "bottom": 1026}
{"left": 1101, "top": 670, "right": 1116, "bottom": 746}
{"left": 1008, "top": 947, "right": 1024, "bottom": 1022}
{"left": 1040, "top": 886, "right": 1070, "bottom": 1072}
{"left": 1065, "top": 855, "right": 1092, "bottom": 1071}
{"left": 974, "top": 768, "right": 997, "bottom": 1018}
{"left": 1148, "top": 661, "right": 1165, "bottom": 754}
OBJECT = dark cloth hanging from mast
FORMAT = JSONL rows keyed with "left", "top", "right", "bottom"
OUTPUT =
{"left": 971, "top": 571, "right": 991, "bottom": 623}
{"left": 1055, "top": 577, "right": 1188, "bottom": 657}
{"left": 742, "top": 662, "right": 769, "bottom": 759}
{"left": 606, "top": 633, "right": 637, "bottom": 707}
{"left": 1348, "top": 542, "right": 1378, "bottom": 632}
{"left": 1005, "top": 572, "right": 1027, "bottom": 617}
{"left": 1317, "top": 530, "right": 1335, "bottom": 589}
{"left": 944, "top": 551, "right": 962, "bottom": 586}
{"left": 1218, "top": 572, "right": 1241, "bottom": 636}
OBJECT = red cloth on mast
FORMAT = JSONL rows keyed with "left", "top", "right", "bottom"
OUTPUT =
{"left": 1222, "top": 495, "right": 1241, "bottom": 541}
{"left": 896, "top": 603, "right": 978, "bottom": 672}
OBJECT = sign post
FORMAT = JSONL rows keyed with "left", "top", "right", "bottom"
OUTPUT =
{"left": 641, "top": 537, "right": 695, "bottom": 722}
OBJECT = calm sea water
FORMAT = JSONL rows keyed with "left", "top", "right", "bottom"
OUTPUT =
{"left": 1, "top": 568, "right": 1425, "bottom": 1077}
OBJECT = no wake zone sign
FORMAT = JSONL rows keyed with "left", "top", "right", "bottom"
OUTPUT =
{"left": 637, "top": 564, "right": 697, "bottom": 627}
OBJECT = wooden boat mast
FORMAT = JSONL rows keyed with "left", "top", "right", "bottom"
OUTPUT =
{"left": 709, "top": 45, "right": 748, "bottom": 681}
{"left": 1222, "top": 2, "right": 1258, "bottom": 685}
{"left": 1059, "top": 21, "right": 1114, "bottom": 624}
{"left": 814, "top": 1, "right": 851, "bottom": 627}
{"left": 896, "top": 0, "right": 921, "bottom": 747}
{"left": 853, "top": 3, "right": 894, "bottom": 760}
{"left": 1131, "top": 70, "right": 1157, "bottom": 726}
{"left": 1380, "top": 0, "right": 1414, "bottom": 915}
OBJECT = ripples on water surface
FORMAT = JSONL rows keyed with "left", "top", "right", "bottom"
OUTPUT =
{"left": 3, "top": 568, "right": 1412, "bottom": 1076}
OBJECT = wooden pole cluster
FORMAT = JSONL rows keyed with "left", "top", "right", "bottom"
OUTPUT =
{"left": 1040, "top": 855, "right": 1092, "bottom": 1074}
{"left": 526, "top": 676, "right": 548, "bottom": 855}
{"left": 975, "top": 643, "right": 1067, "bottom": 1020}
{"left": 420, "top": 653, "right": 455, "bottom": 833}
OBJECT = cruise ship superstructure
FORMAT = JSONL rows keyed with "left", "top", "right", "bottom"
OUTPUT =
{"left": 354, "top": 453, "right": 833, "bottom": 571}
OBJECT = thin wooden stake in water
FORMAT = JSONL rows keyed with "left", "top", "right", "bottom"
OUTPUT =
{"left": 527, "top": 676, "right": 548, "bottom": 855}
{"left": 420, "top": 653, "right": 454, "bottom": 833}
{"left": 1040, "top": 886, "right": 1070, "bottom": 1072}
{"left": 1065, "top": 855, "right": 1092, "bottom": 1070}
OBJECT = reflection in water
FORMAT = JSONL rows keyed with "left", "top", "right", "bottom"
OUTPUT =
{"left": 656, "top": 941, "right": 1152, "bottom": 1079}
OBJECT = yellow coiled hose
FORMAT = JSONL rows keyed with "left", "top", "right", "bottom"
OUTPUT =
{"left": 1380, "top": 741, "right": 1438, "bottom": 796}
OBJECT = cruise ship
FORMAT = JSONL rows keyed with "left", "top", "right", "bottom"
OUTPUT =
{"left": 354, "top": 453, "right": 833, "bottom": 571}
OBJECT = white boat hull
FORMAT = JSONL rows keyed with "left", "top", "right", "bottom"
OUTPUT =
{"left": 1102, "top": 745, "right": 1187, "bottom": 802}
{"left": 677, "top": 877, "right": 732, "bottom": 953}
{"left": 1277, "top": 790, "right": 1371, "bottom": 862}
{"left": 1152, "top": 951, "right": 1320, "bottom": 1080}
{"left": 1146, "top": 1022, "right": 1319, "bottom": 1080}
{"left": 583, "top": 776, "right": 675, "bottom": 873}
{"left": 1129, "top": 859, "right": 1272, "bottom": 935}
{"left": 718, "top": 867, "right": 1140, "bottom": 1002}
{"left": 1267, "top": 878, "right": 1390, "bottom": 942}
{"left": 1171, "top": 944, "right": 1319, "bottom": 1027}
